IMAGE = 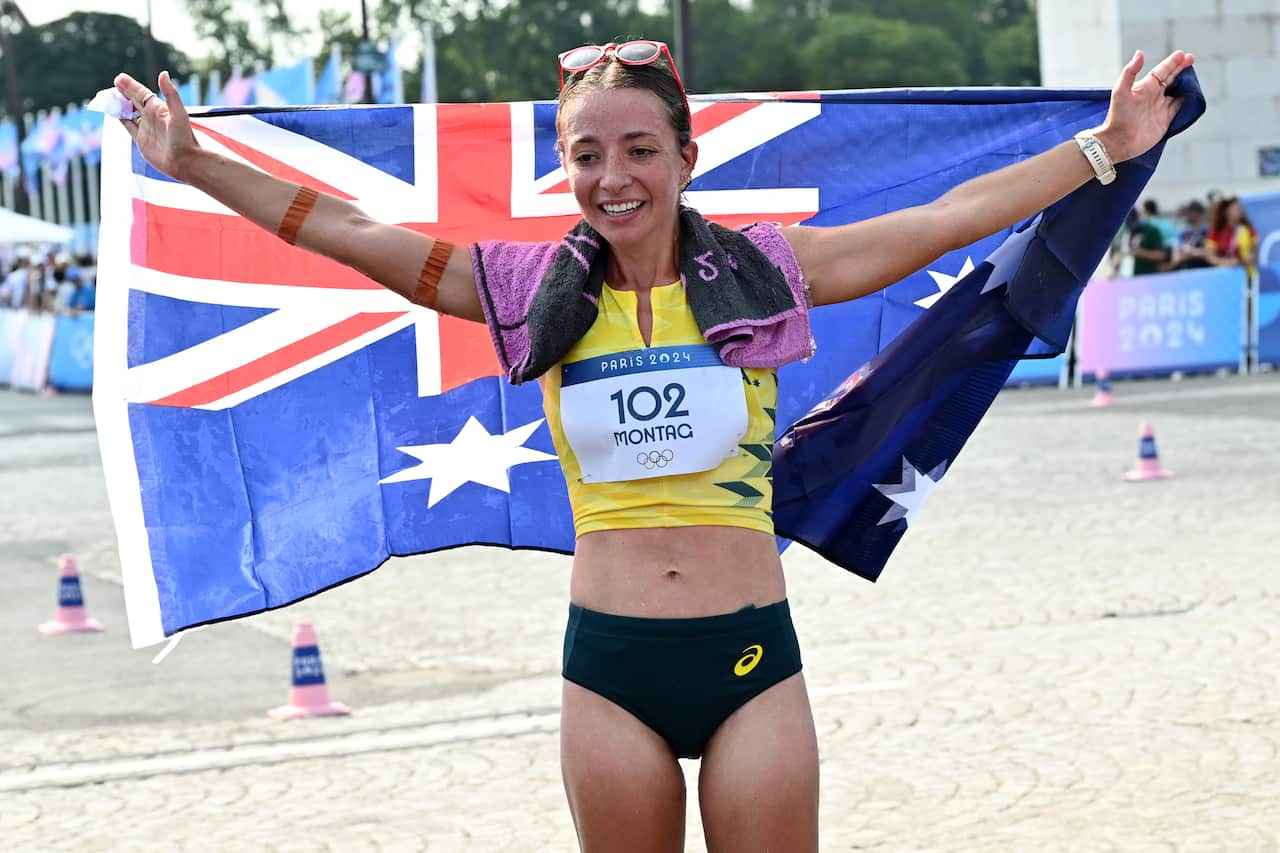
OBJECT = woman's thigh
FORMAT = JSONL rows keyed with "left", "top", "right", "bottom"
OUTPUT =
{"left": 560, "top": 679, "right": 687, "bottom": 853}
{"left": 697, "top": 672, "right": 819, "bottom": 853}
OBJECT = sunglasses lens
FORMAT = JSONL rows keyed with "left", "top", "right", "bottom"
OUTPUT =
{"left": 561, "top": 46, "right": 604, "bottom": 70}
{"left": 616, "top": 42, "right": 661, "bottom": 63}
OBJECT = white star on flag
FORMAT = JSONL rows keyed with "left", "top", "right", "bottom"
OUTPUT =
{"left": 915, "top": 257, "right": 975, "bottom": 310}
{"left": 873, "top": 457, "right": 948, "bottom": 526}
{"left": 380, "top": 416, "right": 557, "bottom": 508}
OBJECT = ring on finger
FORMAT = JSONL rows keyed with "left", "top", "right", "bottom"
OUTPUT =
{"left": 138, "top": 92, "right": 157, "bottom": 110}
{"left": 1152, "top": 71, "right": 1168, "bottom": 88}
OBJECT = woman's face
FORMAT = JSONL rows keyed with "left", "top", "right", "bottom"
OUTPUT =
{"left": 1225, "top": 200, "right": 1242, "bottom": 225}
{"left": 558, "top": 87, "right": 697, "bottom": 249}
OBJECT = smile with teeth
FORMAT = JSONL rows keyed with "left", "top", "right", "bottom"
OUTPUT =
{"left": 602, "top": 200, "right": 644, "bottom": 216}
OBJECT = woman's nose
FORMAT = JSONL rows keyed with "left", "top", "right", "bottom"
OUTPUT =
{"left": 599, "top": 152, "right": 631, "bottom": 192}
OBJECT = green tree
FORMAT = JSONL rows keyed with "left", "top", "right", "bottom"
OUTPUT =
{"left": 167, "top": 0, "right": 1040, "bottom": 104}
{"left": 746, "top": 0, "right": 1036, "bottom": 88}
{"left": 0, "top": 12, "right": 190, "bottom": 116}
{"left": 799, "top": 13, "right": 968, "bottom": 89}
{"left": 433, "top": 0, "right": 660, "bottom": 103}
{"left": 983, "top": 12, "right": 1039, "bottom": 85}
{"left": 183, "top": 0, "right": 305, "bottom": 76}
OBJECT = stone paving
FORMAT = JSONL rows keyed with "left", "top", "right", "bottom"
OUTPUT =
{"left": 1, "top": 373, "right": 1277, "bottom": 852}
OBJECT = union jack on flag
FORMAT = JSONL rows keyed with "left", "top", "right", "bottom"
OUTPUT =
{"left": 94, "top": 82, "right": 1204, "bottom": 647}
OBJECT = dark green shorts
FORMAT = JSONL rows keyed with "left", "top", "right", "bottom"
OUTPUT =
{"left": 562, "top": 599, "right": 803, "bottom": 759}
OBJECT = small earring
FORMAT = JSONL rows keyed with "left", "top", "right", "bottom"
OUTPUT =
{"left": 680, "top": 177, "right": 691, "bottom": 191}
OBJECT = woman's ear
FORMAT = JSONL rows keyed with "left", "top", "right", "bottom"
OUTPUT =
{"left": 682, "top": 140, "right": 699, "bottom": 177}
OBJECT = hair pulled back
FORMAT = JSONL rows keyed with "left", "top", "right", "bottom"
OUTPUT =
{"left": 557, "top": 57, "right": 692, "bottom": 149}
{"left": 1210, "top": 196, "right": 1251, "bottom": 232}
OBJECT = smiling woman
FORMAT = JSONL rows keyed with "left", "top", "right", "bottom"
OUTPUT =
{"left": 111, "top": 33, "right": 1195, "bottom": 852}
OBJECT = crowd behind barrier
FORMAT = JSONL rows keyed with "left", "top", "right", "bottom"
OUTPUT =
{"left": 1, "top": 247, "right": 96, "bottom": 392}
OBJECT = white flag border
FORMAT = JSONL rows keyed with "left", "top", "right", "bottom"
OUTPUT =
{"left": 93, "top": 121, "right": 167, "bottom": 648}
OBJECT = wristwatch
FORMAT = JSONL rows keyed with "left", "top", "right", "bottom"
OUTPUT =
{"left": 1074, "top": 132, "right": 1117, "bottom": 185}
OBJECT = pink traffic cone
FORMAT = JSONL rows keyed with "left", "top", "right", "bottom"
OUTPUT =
{"left": 1124, "top": 422, "right": 1173, "bottom": 481}
{"left": 268, "top": 619, "right": 351, "bottom": 720}
{"left": 37, "top": 554, "right": 105, "bottom": 634}
{"left": 1091, "top": 375, "right": 1114, "bottom": 407}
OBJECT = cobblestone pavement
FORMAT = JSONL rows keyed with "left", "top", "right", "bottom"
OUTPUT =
{"left": 1, "top": 373, "right": 1277, "bottom": 852}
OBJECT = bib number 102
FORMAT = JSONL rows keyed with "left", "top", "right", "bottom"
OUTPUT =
{"left": 609, "top": 383, "right": 689, "bottom": 424}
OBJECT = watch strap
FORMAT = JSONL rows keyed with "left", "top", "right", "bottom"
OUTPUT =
{"left": 1074, "top": 132, "right": 1117, "bottom": 185}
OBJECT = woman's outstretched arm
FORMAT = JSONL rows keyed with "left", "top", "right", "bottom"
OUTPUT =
{"left": 114, "top": 71, "right": 483, "bottom": 322}
{"left": 785, "top": 49, "right": 1196, "bottom": 307}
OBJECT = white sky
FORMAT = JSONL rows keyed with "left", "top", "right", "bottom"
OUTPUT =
{"left": 22, "top": 1, "right": 359, "bottom": 61}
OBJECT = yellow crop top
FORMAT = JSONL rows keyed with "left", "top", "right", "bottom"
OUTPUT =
{"left": 541, "top": 280, "right": 777, "bottom": 537}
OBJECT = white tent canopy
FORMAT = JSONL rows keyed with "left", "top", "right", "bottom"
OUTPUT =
{"left": 0, "top": 206, "right": 74, "bottom": 245}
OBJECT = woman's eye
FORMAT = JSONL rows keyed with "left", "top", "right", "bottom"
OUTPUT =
{"left": 574, "top": 152, "right": 597, "bottom": 164}
{"left": 632, "top": 148, "right": 655, "bottom": 157}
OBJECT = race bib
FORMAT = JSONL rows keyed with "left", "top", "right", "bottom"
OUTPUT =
{"left": 559, "top": 344, "right": 748, "bottom": 483}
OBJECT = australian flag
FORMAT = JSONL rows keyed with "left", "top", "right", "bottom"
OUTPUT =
{"left": 94, "top": 77, "right": 1204, "bottom": 647}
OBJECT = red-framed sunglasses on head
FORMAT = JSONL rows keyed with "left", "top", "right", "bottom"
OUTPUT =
{"left": 558, "top": 40, "right": 690, "bottom": 116}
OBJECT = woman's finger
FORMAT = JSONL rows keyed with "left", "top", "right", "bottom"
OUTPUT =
{"left": 113, "top": 72, "right": 139, "bottom": 99}
{"left": 158, "top": 70, "right": 188, "bottom": 123}
{"left": 1117, "top": 49, "right": 1143, "bottom": 92}
{"left": 1147, "top": 50, "right": 1187, "bottom": 91}
{"left": 114, "top": 73, "right": 155, "bottom": 110}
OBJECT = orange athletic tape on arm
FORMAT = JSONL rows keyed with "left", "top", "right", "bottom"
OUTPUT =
{"left": 276, "top": 185, "right": 320, "bottom": 246}
{"left": 411, "top": 240, "right": 455, "bottom": 308}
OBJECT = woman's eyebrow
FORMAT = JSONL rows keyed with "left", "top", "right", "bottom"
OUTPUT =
{"left": 568, "top": 129, "right": 661, "bottom": 145}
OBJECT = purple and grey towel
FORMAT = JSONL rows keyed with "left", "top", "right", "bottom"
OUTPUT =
{"left": 469, "top": 208, "right": 814, "bottom": 384}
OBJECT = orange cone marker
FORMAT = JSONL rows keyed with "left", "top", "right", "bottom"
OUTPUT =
{"left": 1124, "top": 422, "right": 1173, "bottom": 481}
{"left": 37, "top": 554, "right": 105, "bottom": 634}
{"left": 268, "top": 619, "right": 351, "bottom": 720}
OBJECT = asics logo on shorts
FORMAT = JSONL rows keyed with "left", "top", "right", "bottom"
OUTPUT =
{"left": 635, "top": 449, "right": 675, "bottom": 470}
{"left": 733, "top": 644, "right": 764, "bottom": 677}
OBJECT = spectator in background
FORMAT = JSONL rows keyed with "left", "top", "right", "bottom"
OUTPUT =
{"left": 53, "top": 265, "right": 80, "bottom": 312}
{"left": 1169, "top": 200, "right": 1212, "bottom": 270}
{"left": 1, "top": 257, "right": 32, "bottom": 308}
{"left": 1143, "top": 199, "right": 1178, "bottom": 245}
{"left": 1129, "top": 201, "right": 1171, "bottom": 275}
{"left": 69, "top": 255, "right": 96, "bottom": 311}
{"left": 1208, "top": 196, "right": 1259, "bottom": 276}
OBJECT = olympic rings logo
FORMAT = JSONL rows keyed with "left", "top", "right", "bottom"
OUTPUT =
{"left": 635, "top": 449, "right": 675, "bottom": 470}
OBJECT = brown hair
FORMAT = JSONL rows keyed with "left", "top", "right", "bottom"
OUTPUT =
{"left": 1210, "top": 196, "right": 1253, "bottom": 233}
{"left": 557, "top": 56, "right": 692, "bottom": 149}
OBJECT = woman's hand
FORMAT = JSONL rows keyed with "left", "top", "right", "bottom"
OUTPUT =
{"left": 1095, "top": 49, "right": 1195, "bottom": 163}
{"left": 113, "top": 70, "right": 200, "bottom": 182}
